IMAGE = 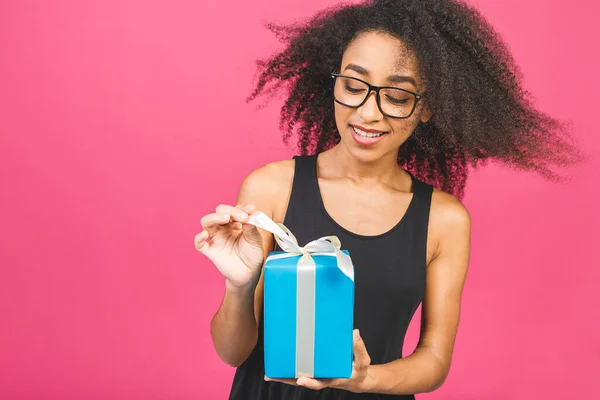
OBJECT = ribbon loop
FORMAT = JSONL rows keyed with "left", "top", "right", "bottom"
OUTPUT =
{"left": 246, "top": 211, "right": 354, "bottom": 281}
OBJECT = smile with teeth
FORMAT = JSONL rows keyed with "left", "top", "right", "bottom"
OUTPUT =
{"left": 352, "top": 126, "right": 386, "bottom": 138}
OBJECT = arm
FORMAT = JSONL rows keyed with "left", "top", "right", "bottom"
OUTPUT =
{"left": 209, "top": 163, "right": 283, "bottom": 367}
{"left": 363, "top": 193, "right": 471, "bottom": 394}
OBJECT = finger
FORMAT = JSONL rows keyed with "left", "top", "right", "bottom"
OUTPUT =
{"left": 297, "top": 377, "right": 330, "bottom": 390}
{"left": 264, "top": 376, "right": 298, "bottom": 385}
{"left": 232, "top": 221, "right": 243, "bottom": 230}
{"left": 200, "top": 213, "right": 232, "bottom": 229}
{"left": 234, "top": 204, "right": 252, "bottom": 222}
{"left": 194, "top": 231, "right": 209, "bottom": 251}
{"left": 216, "top": 204, "right": 249, "bottom": 222}
{"left": 235, "top": 203, "right": 258, "bottom": 216}
{"left": 241, "top": 221, "right": 262, "bottom": 246}
{"left": 325, "top": 378, "right": 344, "bottom": 389}
{"left": 352, "top": 329, "right": 371, "bottom": 368}
{"left": 241, "top": 203, "right": 257, "bottom": 214}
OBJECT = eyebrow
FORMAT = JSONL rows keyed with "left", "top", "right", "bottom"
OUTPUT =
{"left": 343, "top": 63, "right": 417, "bottom": 87}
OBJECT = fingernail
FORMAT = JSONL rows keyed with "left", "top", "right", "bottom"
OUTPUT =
{"left": 236, "top": 212, "right": 248, "bottom": 221}
{"left": 354, "top": 329, "right": 360, "bottom": 340}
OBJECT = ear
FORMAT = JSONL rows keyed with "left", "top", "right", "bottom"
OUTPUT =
{"left": 419, "top": 103, "right": 432, "bottom": 123}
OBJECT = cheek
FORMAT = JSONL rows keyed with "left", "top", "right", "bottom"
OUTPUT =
{"left": 334, "top": 102, "right": 353, "bottom": 130}
{"left": 389, "top": 118, "right": 419, "bottom": 138}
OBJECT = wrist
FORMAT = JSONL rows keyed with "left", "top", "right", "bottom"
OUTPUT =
{"left": 358, "top": 365, "right": 379, "bottom": 393}
{"left": 225, "top": 278, "right": 258, "bottom": 296}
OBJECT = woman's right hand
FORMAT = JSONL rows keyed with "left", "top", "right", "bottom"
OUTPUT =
{"left": 194, "top": 204, "right": 265, "bottom": 291}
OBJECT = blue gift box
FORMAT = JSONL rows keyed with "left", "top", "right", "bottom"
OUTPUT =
{"left": 263, "top": 250, "right": 355, "bottom": 379}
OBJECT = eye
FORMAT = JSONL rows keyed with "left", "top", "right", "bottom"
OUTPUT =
{"left": 385, "top": 95, "right": 410, "bottom": 105}
{"left": 344, "top": 85, "right": 366, "bottom": 94}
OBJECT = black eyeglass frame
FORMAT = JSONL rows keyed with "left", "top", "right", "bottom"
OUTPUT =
{"left": 330, "top": 73, "right": 425, "bottom": 119}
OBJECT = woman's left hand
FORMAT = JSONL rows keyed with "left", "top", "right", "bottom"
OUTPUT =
{"left": 265, "top": 329, "right": 375, "bottom": 393}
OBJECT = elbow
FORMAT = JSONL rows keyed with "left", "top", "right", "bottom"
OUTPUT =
{"left": 210, "top": 325, "right": 259, "bottom": 367}
{"left": 426, "top": 375, "right": 448, "bottom": 393}
{"left": 214, "top": 340, "right": 257, "bottom": 368}
{"left": 421, "top": 349, "right": 451, "bottom": 393}
{"left": 220, "top": 340, "right": 257, "bottom": 368}
{"left": 425, "top": 362, "right": 451, "bottom": 393}
{"left": 222, "top": 355, "right": 250, "bottom": 368}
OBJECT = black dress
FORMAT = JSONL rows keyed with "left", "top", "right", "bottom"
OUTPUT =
{"left": 229, "top": 153, "right": 433, "bottom": 399}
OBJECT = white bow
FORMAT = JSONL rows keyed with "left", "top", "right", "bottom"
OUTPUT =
{"left": 246, "top": 211, "right": 354, "bottom": 281}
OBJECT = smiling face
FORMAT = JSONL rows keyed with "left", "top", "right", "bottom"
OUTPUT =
{"left": 333, "top": 31, "right": 431, "bottom": 162}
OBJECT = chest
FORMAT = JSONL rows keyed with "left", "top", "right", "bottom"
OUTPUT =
{"left": 318, "top": 178, "right": 413, "bottom": 237}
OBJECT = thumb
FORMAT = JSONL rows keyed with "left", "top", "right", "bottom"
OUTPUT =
{"left": 353, "top": 329, "right": 371, "bottom": 365}
{"left": 241, "top": 221, "right": 262, "bottom": 247}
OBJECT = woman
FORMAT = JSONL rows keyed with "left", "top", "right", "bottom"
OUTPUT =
{"left": 194, "top": 0, "right": 581, "bottom": 398}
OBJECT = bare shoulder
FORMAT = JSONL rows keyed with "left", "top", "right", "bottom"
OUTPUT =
{"left": 237, "top": 159, "right": 296, "bottom": 220}
{"left": 239, "top": 159, "right": 294, "bottom": 193}
{"left": 428, "top": 188, "right": 471, "bottom": 259}
{"left": 430, "top": 188, "right": 471, "bottom": 229}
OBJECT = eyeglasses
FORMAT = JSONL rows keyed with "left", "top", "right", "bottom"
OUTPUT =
{"left": 331, "top": 73, "right": 425, "bottom": 119}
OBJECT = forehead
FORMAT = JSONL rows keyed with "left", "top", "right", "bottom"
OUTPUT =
{"left": 341, "top": 31, "right": 420, "bottom": 83}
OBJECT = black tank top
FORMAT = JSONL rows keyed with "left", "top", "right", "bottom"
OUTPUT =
{"left": 229, "top": 153, "right": 433, "bottom": 400}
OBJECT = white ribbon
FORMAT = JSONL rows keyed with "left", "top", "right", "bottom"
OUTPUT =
{"left": 245, "top": 211, "right": 354, "bottom": 377}
{"left": 245, "top": 211, "right": 354, "bottom": 281}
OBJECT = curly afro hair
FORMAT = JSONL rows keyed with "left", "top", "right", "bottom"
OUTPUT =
{"left": 247, "top": 0, "right": 583, "bottom": 199}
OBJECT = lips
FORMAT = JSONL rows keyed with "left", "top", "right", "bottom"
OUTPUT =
{"left": 351, "top": 124, "right": 386, "bottom": 134}
{"left": 350, "top": 125, "right": 388, "bottom": 146}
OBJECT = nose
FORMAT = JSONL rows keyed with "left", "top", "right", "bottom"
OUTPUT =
{"left": 357, "top": 90, "right": 383, "bottom": 122}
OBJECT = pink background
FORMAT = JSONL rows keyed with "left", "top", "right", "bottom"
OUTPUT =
{"left": 1, "top": 0, "right": 599, "bottom": 399}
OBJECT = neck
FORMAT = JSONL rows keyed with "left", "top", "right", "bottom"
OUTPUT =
{"left": 321, "top": 144, "right": 405, "bottom": 185}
